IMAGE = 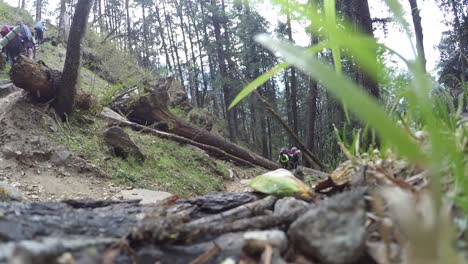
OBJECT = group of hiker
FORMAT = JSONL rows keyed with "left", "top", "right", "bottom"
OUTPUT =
{"left": 0, "top": 20, "right": 47, "bottom": 64}
{"left": 278, "top": 147, "right": 302, "bottom": 170}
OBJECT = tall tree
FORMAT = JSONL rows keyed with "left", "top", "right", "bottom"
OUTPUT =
{"left": 349, "top": 0, "right": 380, "bottom": 98}
{"left": 36, "top": 0, "right": 42, "bottom": 21}
{"left": 306, "top": 35, "right": 319, "bottom": 157}
{"left": 58, "top": 0, "right": 67, "bottom": 42}
{"left": 55, "top": 0, "right": 94, "bottom": 120}
{"left": 286, "top": 11, "right": 299, "bottom": 135}
{"left": 210, "top": 0, "right": 236, "bottom": 142}
{"left": 408, "top": 0, "right": 426, "bottom": 72}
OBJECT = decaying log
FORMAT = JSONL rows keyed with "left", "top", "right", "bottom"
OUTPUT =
{"left": 100, "top": 108, "right": 257, "bottom": 168}
{"left": 114, "top": 79, "right": 279, "bottom": 170}
{"left": 10, "top": 56, "right": 61, "bottom": 101}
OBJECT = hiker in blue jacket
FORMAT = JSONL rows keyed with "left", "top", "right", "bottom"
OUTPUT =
{"left": 34, "top": 21, "right": 47, "bottom": 45}
{"left": 17, "top": 21, "right": 34, "bottom": 59}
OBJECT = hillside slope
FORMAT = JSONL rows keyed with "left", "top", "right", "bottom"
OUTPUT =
{"left": 0, "top": 3, "right": 265, "bottom": 200}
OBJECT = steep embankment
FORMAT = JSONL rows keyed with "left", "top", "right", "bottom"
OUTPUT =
{"left": 0, "top": 4, "right": 266, "bottom": 200}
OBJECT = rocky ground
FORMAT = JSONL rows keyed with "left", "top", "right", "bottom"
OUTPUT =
{"left": 0, "top": 80, "right": 267, "bottom": 202}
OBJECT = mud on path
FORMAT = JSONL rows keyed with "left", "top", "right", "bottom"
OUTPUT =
{"left": 0, "top": 89, "right": 123, "bottom": 201}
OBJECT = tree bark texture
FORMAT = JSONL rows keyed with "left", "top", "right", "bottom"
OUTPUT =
{"left": 350, "top": 0, "right": 380, "bottom": 99}
{"left": 58, "top": 0, "right": 68, "bottom": 43}
{"left": 210, "top": 0, "right": 237, "bottom": 143}
{"left": 54, "top": 0, "right": 94, "bottom": 120}
{"left": 10, "top": 56, "right": 62, "bottom": 101}
{"left": 408, "top": 0, "right": 426, "bottom": 72}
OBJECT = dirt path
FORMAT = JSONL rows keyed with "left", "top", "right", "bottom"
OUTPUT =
{"left": 0, "top": 89, "right": 125, "bottom": 201}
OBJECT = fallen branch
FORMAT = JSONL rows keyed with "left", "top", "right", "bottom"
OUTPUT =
{"left": 100, "top": 108, "right": 257, "bottom": 167}
{"left": 186, "top": 196, "right": 277, "bottom": 226}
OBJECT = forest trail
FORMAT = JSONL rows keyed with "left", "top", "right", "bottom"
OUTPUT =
{"left": 0, "top": 83, "right": 264, "bottom": 202}
{"left": 0, "top": 88, "right": 126, "bottom": 201}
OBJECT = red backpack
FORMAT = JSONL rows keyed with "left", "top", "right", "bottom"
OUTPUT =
{"left": 0, "top": 26, "right": 12, "bottom": 37}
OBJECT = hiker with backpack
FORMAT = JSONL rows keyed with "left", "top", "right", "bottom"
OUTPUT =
{"left": 34, "top": 21, "right": 47, "bottom": 45}
{"left": 278, "top": 147, "right": 290, "bottom": 169}
{"left": 17, "top": 21, "right": 34, "bottom": 60}
{"left": 289, "top": 147, "right": 302, "bottom": 169}
{"left": 1, "top": 25, "right": 24, "bottom": 64}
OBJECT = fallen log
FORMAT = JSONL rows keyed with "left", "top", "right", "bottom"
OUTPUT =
{"left": 100, "top": 108, "right": 257, "bottom": 168}
{"left": 10, "top": 56, "right": 62, "bottom": 101}
{"left": 114, "top": 78, "right": 279, "bottom": 170}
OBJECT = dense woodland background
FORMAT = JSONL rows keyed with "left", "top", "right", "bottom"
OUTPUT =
{"left": 25, "top": 0, "right": 468, "bottom": 168}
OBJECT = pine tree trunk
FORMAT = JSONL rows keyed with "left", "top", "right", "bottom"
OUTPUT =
{"left": 408, "top": 0, "right": 426, "bottom": 72}
{"left": 125, "top": 0, "right": 131, "bottom": 52}
{"left": 141, "top": 1, "right": 149, "bottom": 67}
{"left": 175, "top": 0, "right": 196, "bottom": 106}
{"left": 36, "top": 0, "right": 42, "bottom": 21}
{"left": 58, "top": 0, "right": 67, "bottom": 42}
{"left": 21, "top": 0, "right": 25, "bottom": 9}
{"left": 54, "top": 0, "right": 94, "bottom": 120}
{"left": 155, "top": 4, "right": 172, "bottom": 71}
{"left": 351, "top": 0, "right": 380, "bottom": 99}
{"left": 163, "top": 1, "right": 185, "bottom": 91}
{"left": 450, "top": 0, "right": 466, "bottom": 85}
{"left": 286, "top": 12, "right": 299, "bottom": 135}
{"left": 184, "top": 1, "right": 200, "bottom": 107}
{"left": 210, "top": 0, "right": 236, "bottom": 142}
{"left": 306, "top": 35, "right": 319, "bottom": 163}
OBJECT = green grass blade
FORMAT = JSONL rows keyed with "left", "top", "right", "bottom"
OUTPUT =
{"left": 229, "top": 40, "right": 331, "bottom": 109}
{"left": 229, "top": 62, "right": 288, "bottom": 109}
{"left": 255, "top": 34, "right": 426, "bottom": 162}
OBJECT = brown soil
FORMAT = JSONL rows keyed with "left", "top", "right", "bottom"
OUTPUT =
{"left": 0, "top": 90, "right": 123, "bottom": 201}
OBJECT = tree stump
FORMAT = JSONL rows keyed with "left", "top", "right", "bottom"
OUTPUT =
{"left": 10, "top": 56, "right": 61, "bottom": 101}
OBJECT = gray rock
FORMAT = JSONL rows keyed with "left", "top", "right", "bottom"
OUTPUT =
{"left": 244, "top": 230, "right": 288, "bottom": 252}
{"left": 103, "top": 126, "right": 145, "bottom": 161}
{"left": 294, "top": 166, "right": 329, "bottom": 181}
{"left": 100, "top": 107, "right": 129, "bottom": 124}
{"left": 120, "top": 189, "right": 173, "bottom": 204}
{"left": 0, "top": 182, "right": 23, "bottom": 201}
{"left": 30, "top": 136, "right": 44, "bottom": 145}
{"left": 288, "top": 188, "right": 367, "bottom": 264}
{"left": 0, "top": 83, "right": 17, "bottom": 98}
{"left": 50, "top": 150, "right": 71, "bottom": 165}
{"left": 1, "top": 146, "right": 22, "bottom": 159}
{"left": 274, "top": 197, "right": 310, "bottom": 216}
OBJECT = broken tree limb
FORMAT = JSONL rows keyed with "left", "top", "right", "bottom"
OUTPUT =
{"left": 10, "top": 56, "right": 62, "bottom": 101}
{"left": 113, "top": 79, "right": 279, "bottom": 170}
{"left": 131, "top": 206, "right": 309, "bottom": 245}
{"left": 253, "top": 91, "right": 324, "bottom": 170}
{"left": 100, "top": 108, "right": 257, "bottom": 168}
{"left": 186, "top": 196, "right": 277, "bottom": 227}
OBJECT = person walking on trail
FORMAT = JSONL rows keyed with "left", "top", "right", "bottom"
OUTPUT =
{"left": 17, "top": 21, "right": 34, "bottom": 60}
{"left": 34, "top": 21, "right": 47, "bottom": 45}
{"left": 278, "top": 147, "right": 290, "bottom": 169}
{"left": 289, "top": 147, "right": 302, "bottom": 170}
{"left": 0, "top": 25, "right": 24, "bottom": 65}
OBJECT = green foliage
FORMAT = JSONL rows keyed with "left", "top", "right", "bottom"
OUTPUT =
{"left": 233, "top": 0, "right": 468, "bottom": 260}
{"left": 55, "top": 113, "right": 225, "bottom": 196}
{"left": 0, "top": 2, "right": 33, "bottom": 26}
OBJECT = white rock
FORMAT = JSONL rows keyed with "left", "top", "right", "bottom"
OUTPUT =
{"left": 120, "top": 189, "right": 174, "bottom": 204}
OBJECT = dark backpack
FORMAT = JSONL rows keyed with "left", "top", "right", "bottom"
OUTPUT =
{"left": 19, "top": 24, "right": 32, "bottom": 41}
{"left": 1, "top": 26, "right": 12, "bottom": 37}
